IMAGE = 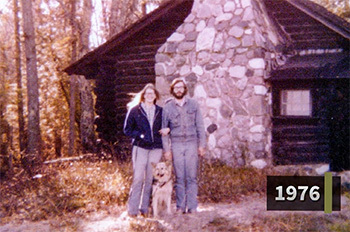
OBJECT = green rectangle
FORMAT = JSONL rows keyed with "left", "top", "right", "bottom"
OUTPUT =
{"left": 324, "top": 172, "right": 332, "bottom": 214}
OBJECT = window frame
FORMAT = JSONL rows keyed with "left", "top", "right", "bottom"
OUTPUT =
{"left": 279, "top": 89, "right": 312, "bottom": 117}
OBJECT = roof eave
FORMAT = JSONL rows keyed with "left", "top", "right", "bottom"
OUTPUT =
{"left": 287, "top": 0, "right": 350, "bottom": 40}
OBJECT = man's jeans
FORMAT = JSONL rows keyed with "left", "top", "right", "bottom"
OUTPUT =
{"left": 128, "top": 146, "right": 162, "bottom": 215}
{"left": 172, "top": 141, "right": 198, "bottom": 212}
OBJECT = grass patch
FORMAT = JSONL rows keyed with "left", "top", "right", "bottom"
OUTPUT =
{"left": 204, "top": 214, "right": 350, "bottom": 232}
{"left": 1, "top": 158, "right": 269, "bottom": 221}
{"left": 204, "top": 217, "right": 239, "bottom": 231}
{"left": 0, "top": 160, "right": 132, "bottom": 222}
{"left": 198, "top": 159, "right": 267, "bottom": 202}
{"left": 129, "top": 220, "right": 166, "bottom": 232}
{"left": 1, "top": 157, "right": 349, "bottom": 232}
{"left": 260, "top": 214, "right": 350, "bottom": 232}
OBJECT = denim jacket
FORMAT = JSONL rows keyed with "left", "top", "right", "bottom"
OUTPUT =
{"left": 162, "top": 97, "right": 206, "bottom": 152}
{"left": 123, "top": 104, "right": 163, "bottom": 150}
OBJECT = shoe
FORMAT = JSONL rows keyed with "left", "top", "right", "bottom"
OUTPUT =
{"left": 128, "top": 213, "right": 137, "bottom": 218}
{"left": 176, "top": 208, "right": 186, "bottom": 214}
{"left": 140, "top": 212, "right": 148, "bottom": 218}
{"left": 188, "top": 209, "right": 197, "bottom": 214}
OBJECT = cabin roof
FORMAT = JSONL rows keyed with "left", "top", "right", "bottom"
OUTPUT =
{"left": 264, "top": 0, "right": 350, "bottom": 80}
{"left": 269, "top": 52, "right": 349, "bottom": 80}
{"left": 287, "top": 0, "right": 350, "bottom": 39}
{"left": 264, "top": 0, "right": 350, "bottom": 51}
{"left": 64, "top": 0, "right": 194, "bottom": 77}
{"left": 64, "top": 0, "right": 350, "bottom": 77}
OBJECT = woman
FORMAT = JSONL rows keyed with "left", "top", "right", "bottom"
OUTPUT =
{"left": 123, "top": 83, "right": 168, "bottom": 217}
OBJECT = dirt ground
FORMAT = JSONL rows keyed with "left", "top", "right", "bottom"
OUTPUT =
{"left": 0, "top": 193, "right": 349, "bottom": 232}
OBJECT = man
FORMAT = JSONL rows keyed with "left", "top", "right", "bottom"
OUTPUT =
{"left": 162, "top": 77, "right": 206, "bottom": 214}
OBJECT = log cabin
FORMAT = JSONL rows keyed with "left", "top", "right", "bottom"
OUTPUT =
{"left": 65, "top": 0, "right": 349, "bottom": 171}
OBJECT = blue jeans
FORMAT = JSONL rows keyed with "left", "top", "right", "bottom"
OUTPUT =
{"left": 172, "top": 141, "right": 198, "bottom": 212}
{"left": 128, "top": 146, "right": 162, "bottom": 215}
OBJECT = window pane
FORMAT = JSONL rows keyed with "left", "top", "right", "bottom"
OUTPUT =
{"left": 281, "top": 90, "right": 311, "bottom": 116}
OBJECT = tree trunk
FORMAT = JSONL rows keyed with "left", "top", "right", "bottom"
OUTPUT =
{"left": 68, "top": 0, "right": 78, "bottom": 156}
{"left": 101, "top": 0, "right": 110, "bottom": 39}
{"left": 79, "top": 0, "right": 92, "bottom": 58}
{"left": 69, "top": 75, "right": 77, "bottom": 156}
{"left": 21, "top": 0, "right": 41, "bottom": 171}
{"left": 79, "top": 0, "right": 96, "bottom": 154}
{"left": 108, "top": 0, "right": 124, "bottom": 37}
{"left": 108, "top": 0, "right": 139, "bottom": 38}
{"left": 13, "top": 0, "right": 26, "bottom": 154}
{"left": 79, "top": 77, "right": 96, "bottom": 153}
{"left": 0, "top": 46, "right": 12, "bottom": 177}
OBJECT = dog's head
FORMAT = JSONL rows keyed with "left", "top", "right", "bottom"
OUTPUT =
{"left": 151, "top": 161, "right": 172, "bottom": 182}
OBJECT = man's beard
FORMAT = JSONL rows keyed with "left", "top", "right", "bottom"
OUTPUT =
{"left": 173, "top": 91, "right": 185, "bottom": 99}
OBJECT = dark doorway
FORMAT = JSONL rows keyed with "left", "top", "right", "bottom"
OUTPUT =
{"left": 328, "top": 79, "right": 350, "bottom": 171}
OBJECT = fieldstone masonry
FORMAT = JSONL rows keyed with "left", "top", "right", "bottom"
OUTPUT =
{"left": 155, "top": 0, "right": 284, "bottom": 168}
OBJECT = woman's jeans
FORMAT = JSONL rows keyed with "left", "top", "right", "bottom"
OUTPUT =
{"left": 128, "top": 146, "right": 162, "bottom": 215}
{"left": 172, "top": 141, "right": 198, "bottom": 212}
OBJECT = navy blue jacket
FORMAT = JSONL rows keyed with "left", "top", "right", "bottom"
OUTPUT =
{"left": 123, "top": 104, "right": 163, "bottom": 150}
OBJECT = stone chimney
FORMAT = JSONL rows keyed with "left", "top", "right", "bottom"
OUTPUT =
{"left": 155, "top": 0, "right": 282, "bottom": 168}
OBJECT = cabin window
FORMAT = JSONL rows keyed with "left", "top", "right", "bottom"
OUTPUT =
{"left": 280, "top": 90, "right": 311, "bottom": 116}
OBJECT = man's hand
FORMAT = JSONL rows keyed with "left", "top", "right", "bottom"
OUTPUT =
{"left": 198, "top": 147, "right": 205, "bottom": 157}
{"left": 159, "top": 128, "right": 170, "bottom": 136}
{"left": 164, "top": 151, "right": 172, "bottom": 160}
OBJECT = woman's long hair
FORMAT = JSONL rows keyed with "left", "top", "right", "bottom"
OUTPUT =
{"left": 126, "top": 83, "right": 160, "bottom": 110}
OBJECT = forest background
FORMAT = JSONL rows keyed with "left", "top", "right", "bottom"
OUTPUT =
{"left": 0, "top": 0, "right": 349, "bottom": 177}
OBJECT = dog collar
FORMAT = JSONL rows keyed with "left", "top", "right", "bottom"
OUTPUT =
{"left": 157, "top": 181, "right": 167, "bottom": 188}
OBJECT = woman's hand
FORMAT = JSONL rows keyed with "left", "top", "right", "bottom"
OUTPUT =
{"left": 198, "top": 147, "right": 205, "bottom": 157}
{"left": 164, "top": 151, "right": 172, "bottom": 161}
{"left": 159, "top": 128, "right": 170, "bottom": 136}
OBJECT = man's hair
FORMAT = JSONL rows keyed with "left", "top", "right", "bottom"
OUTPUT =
{"left": 170, "top": 78, "right": 187, "bottom": 96}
